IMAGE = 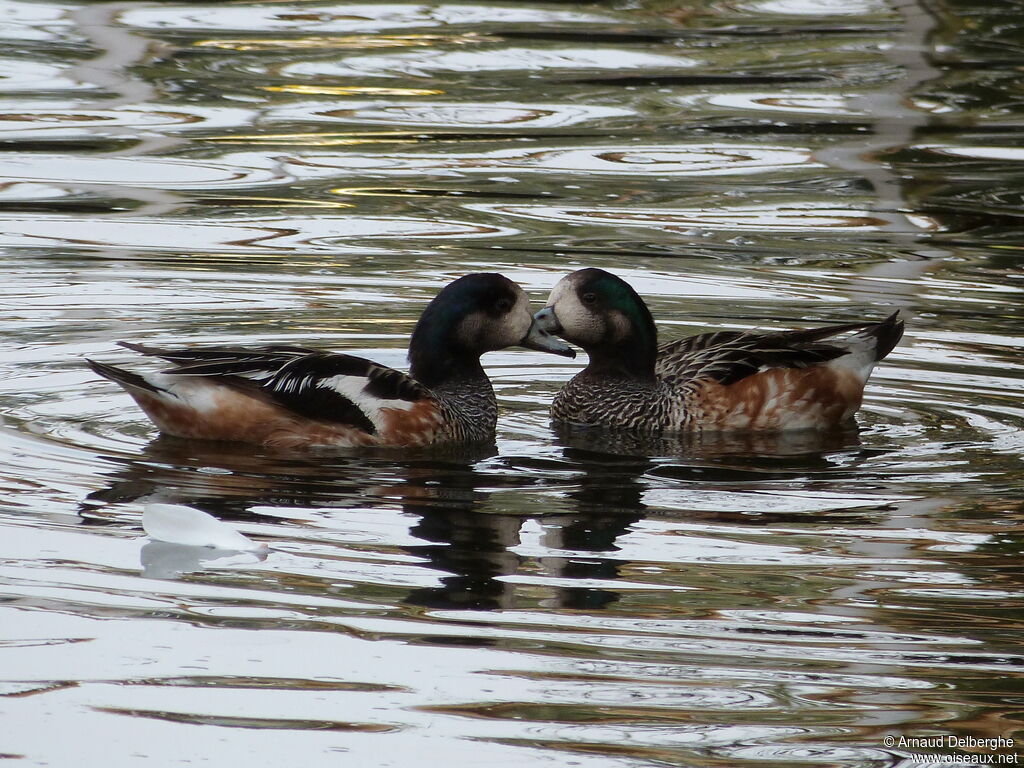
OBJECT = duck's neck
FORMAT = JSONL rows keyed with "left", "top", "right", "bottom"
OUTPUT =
{"left": 409, "top": 347, "right": 488, "bottom": 391}
{"left": 411, "top": 348, "right": 496, "bottom": 440}
{"left": 408, "top": 298, "right": 491, "bottom": 390}
{"left": 584, "top": 316, "right": 658, "bottom": 382}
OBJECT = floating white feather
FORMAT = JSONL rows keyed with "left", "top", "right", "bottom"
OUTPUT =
{"left": 142, "top": 503, "right": 267, "bottom": 552}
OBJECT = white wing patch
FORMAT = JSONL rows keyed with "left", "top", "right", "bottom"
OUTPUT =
{"left": 318, "top": 373, "right": 416, "bottom": 428}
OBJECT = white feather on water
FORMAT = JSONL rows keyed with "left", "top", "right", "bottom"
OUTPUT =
{"left": 142, "top": 503, "right": 267, "bottom": 552}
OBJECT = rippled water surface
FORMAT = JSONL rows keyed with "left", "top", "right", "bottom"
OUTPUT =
{"left": 2, "top": 1, "right": 1023, "bottom": 766}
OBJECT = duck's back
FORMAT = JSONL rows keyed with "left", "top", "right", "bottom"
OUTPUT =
{"left": 89, "top": 344, "right": 461, "bottom": 449}
{"left": 656, "top": 314, "right": 903, "bottom": 431}
{"left": 553, "top": 314, "right": 903, "bottom": 433}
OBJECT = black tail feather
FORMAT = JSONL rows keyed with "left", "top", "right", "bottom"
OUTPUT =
{"left": 117, "top": 340, "right": 166, "bottom": 356}
{"left": 765, "top": 320, "right": 877, "bottom": 345}
{"left": 86, "top": 359, "right": 166, "bottom": 394}
{"left": 867, "top": 310, "right": 904, "bottom": 361}
{"left": 767, "top": 311, "right": 903, "bottom": 361}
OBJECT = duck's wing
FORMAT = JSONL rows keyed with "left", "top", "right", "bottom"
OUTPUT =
{"left": 118, "top": 341, "right": 323, "bottom": 370}
{"left": 656, "top": 315, "right": 902, "bottom": 387}
{"left": 109, "top": 342, "right": 430, "bottom": 435}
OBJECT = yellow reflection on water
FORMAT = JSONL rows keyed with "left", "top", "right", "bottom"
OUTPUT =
{"left": 330, "top": 187, "right": 426, "bottom": 198}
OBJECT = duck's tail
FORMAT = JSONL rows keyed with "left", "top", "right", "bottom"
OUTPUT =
{"left": 828, "top": 310, "right": 904, "bottom": 383}
{"left": 86, "top": 358, "right": 168, "bottom": 396}
{"left": 855, "top": 310, "right": 904, "bottom": 362}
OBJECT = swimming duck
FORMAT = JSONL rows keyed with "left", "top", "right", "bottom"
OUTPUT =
{"left": 533, "top": 268, "right": 903, "bottom": 432}
{"left": 88, "top": 273, "right": 574, "bottom": 449}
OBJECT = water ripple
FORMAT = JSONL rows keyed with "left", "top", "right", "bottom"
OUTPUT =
{"left": 0, "top": 213, "right": 513, "bottom": 253}
{"left": 257, "top": 143, "right": 821, "bottom": 178}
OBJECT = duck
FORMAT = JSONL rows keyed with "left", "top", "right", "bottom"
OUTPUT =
{"left": 533, "top": 268, "right": 904, "bottom": 433}
{"left": 88, "top": 273, "right": 574, "bottom": 449}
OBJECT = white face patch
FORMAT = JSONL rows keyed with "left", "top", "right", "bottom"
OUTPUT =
{"left": 546, "top": 273, "right": 606, "bottom": 346}
{"left": 456, "top": 282, "right": 534, "bottom": 352}
{"left": 504, "top": 288, "right": 534, "bottom": 346}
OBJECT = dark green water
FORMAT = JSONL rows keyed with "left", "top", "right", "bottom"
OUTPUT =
{"left": 1, "top": 1, "right": 1022, "bottom": 766}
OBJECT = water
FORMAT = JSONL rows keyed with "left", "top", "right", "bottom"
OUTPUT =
{"left": 2, "top": 1, "right": 1023, "bottom": 766}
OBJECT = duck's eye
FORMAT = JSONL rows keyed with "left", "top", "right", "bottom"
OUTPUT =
{"left": 495, "top": 298, "right": 514, "bottom": 313}
{"left": 581, "top": 292, "right": 597, "bottom": 304}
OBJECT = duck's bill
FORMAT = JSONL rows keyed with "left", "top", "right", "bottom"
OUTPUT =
{"left": 532, "top": 306, "right": 562, "bottom": 335}
{"left": 521, "top": 318, "right": 575, "bottom": 358}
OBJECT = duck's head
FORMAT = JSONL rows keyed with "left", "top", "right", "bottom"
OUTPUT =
{"left": 534, "top": 268, "right": 657, "bottom": 377}
{"left": 409, "top": 273, "right": 574, "bottom": 384}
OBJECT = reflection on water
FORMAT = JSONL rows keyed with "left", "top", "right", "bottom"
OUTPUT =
{"left": 1, "top": 0, "right": 1023, "bottom": 766}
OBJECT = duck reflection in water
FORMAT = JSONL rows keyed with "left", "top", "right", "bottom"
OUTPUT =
{"left": 401, "top": 452, "right": 643, "bottom": 613}
{"left": 79, "top": 435, "right": 644, "bottom": 612}
{"left": 551, "top": 423, "right": 882, "bottom": 525}
{"left": 80, "top": 421, "right": 879, "bottom": 601}
{"left": 401, "top": 425, "right": 875, "bottom": 613}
